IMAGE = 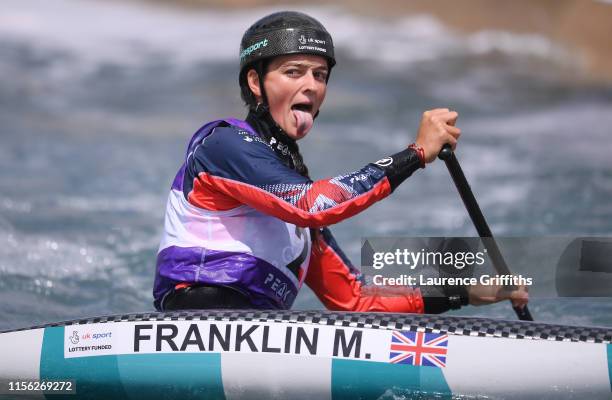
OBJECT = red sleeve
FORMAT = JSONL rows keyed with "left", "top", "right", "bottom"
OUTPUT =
{"left": 186, "top": 127, "right": 394, "bottom": 228}
{"left": 304, "top": 229, "right": 424, "bottom": 313}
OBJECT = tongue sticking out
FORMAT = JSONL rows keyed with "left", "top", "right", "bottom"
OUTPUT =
{"left": 292, "top": 108, "right": 313, "bottom": 137}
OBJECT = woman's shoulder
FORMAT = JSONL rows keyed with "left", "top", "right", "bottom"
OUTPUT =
{"left": 193, "top": 119, "right": 273, "bottom": 160}
{"left": 211, "top": 122, "right": 268, "bottom": 146}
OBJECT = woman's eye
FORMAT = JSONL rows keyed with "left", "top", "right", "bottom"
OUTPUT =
{"left": 314, "top": 71, "right": 328, "bottom": 81}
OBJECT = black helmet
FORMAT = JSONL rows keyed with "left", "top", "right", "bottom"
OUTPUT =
{"left": 239, "top": 11, "right": 336, "bottom": 108}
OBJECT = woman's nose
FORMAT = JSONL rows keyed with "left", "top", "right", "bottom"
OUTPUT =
{"left": 302, "top": 70, "right": 318, "bottom": 91}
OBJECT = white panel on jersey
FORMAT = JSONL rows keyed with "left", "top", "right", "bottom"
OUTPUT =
{"left": 221, "top": 353, "right": 331, "bottom": 400}
{"left": 160, "top": 189, "right": 310, "bottom": 287}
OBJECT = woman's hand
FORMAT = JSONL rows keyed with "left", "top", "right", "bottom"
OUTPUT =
{"left": 467, "top": 282, "right": 529, "bottom": 308}
{"left": 415, "top": 108, "right": 461, "bottom": 163}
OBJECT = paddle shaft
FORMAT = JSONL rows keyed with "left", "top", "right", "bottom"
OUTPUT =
{"left": 438, "top": 145, "right": 533, "bottom": 321}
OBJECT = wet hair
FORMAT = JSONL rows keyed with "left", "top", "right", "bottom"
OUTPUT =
{"left": 239, "top": 60, "right": 267, "bottom": 110}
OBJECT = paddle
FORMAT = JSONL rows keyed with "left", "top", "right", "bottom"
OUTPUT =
{"left": 438, "top": 144, "right": 534, "bottom": 321}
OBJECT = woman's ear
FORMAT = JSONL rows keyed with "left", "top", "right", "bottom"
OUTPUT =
{"left": 246, "top": 69, "right": 262, "bottom": 102}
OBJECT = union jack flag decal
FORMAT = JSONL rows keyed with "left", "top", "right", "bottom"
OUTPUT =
{"left": 389, "top": 330, "right": 448, "bottom": 368}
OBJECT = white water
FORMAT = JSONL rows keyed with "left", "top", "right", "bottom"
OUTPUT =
{"left": 1, "top": 0, "right": 611, "bottom": 331}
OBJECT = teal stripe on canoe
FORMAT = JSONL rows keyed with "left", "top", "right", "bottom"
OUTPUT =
{"left": 331, "top": 358, "right": 451, "bottom": 400}
{"left": 40, "top": 327, "right": 225, "bottom": 400}
{"left": 607, "top": 344, "right": 612, "bottom": 392}
{"left": 115, "top": 353, "right": 225, "bottom": 400}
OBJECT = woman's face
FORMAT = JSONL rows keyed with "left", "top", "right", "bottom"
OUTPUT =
{"left": 247, "top": 54, "right": 328, "bottom": 140}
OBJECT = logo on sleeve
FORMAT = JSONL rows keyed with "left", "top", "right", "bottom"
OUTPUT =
{"left": 375, "top": 157, "right": 393, "bottom": 167}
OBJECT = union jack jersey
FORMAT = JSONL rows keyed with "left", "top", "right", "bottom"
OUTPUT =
{"left": 389, "top": 330, "right": 448, "bottom": 367}
{"left": 154, "top": 118, "right": 425, "bottom": 313}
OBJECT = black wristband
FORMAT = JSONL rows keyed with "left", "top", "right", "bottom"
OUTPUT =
{"left": 448, "top": 294, "right": 469, "bottom": 310}
{"left": 420, "top": 283, "right": 469, "bottom": 314}
{"left": 372, "top": 148, "right": 422, "bottom": 192}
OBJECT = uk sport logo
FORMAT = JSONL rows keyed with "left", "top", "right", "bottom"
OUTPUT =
{"left": 69, "top": 331, "right": 79, "bottom": 345}
{"left": 389, "top": 331, "right": 448, "bottom": 367}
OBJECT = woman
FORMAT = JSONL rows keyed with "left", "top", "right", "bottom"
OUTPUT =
{"left": 153, "top": 11, "right": 527, "bottom": 313}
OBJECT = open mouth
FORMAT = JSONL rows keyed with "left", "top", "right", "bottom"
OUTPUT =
{"left": 290, "top": 102, "right": 315, "bottom": 136}
{"left": 291, "top": 103, "right": 313, "bottom": 114}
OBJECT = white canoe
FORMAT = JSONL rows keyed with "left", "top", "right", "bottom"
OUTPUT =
{"left": 0, "top": 310, "right": 610, "bottom": 399}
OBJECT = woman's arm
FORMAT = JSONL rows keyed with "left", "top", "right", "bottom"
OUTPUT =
{"left": 186, "top": 125, "right": 423, "bottom": 228}
{"left": 305, "top": 231, "right": 529, "bottom": 313}
{"left": 304, "top": 228, "right": 425, "bottom": 312}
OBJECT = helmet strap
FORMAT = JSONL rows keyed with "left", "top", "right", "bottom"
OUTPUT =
{"left": 256, "top": 67, "right": 269, "bottom": 108}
